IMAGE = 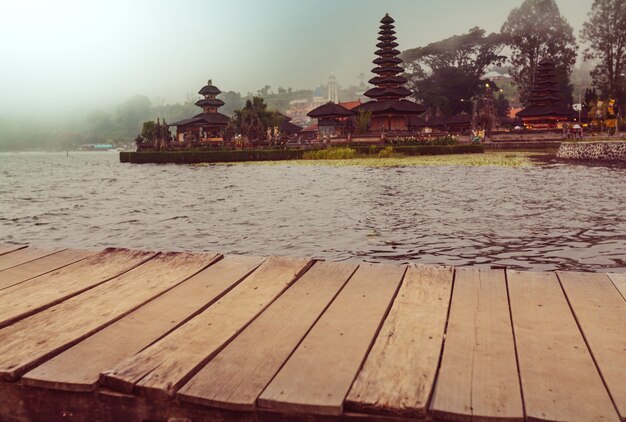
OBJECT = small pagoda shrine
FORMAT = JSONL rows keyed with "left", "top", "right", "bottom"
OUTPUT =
{"left": 307, "top": 102, "right": 354, "bottom": 138}
{"left": 170, "top": 79, "right": 231, "bottom": 144}
{"left": 516, "top": 59, "right": 574, "bottom": 128}
{"left": 355, "top": 13, "right": 426, "bottom": 132}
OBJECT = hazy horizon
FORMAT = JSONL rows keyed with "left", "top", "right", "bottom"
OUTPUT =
{"left": 1, "top": 0, "right": 592, "bottom": 117}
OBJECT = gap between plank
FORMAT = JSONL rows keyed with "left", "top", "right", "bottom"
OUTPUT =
{"left": 555, "top": 272, "right": 622, "bottom": 420}
{"left": 253, "top": 263, "right": 361, "bottom": 409}
{"left": 504, "top": 269, "right": 527, "bottom": 421}
{"left": 425, "top": 266, "right": 457, "bottom": 414}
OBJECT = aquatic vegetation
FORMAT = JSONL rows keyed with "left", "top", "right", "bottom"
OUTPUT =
{"left": 302, "top": 147, "right": 357, "bottom": 160}
{"left": 227, "top": 152, "right": 545, "bottom": 168}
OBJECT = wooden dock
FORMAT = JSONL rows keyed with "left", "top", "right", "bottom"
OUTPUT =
{"left": 0, "top": 245, "right": 625, "bottom": 422}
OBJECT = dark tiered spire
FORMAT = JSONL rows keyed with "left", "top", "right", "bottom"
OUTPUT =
{"left": 364, "top": 14, "right": 412, "bottom": 100}
{"left": 356, "top": 14, "right": 426, "bottom": 117}
{"left": 517, "top": 59, "right": 574, "bottom": 118}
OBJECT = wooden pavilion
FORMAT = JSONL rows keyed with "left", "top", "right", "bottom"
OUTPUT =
{"left": 170, "top": 80, "right": 231, "bottom": 144}
{"left": 354, "top": 14, "right": 426, "bottom": 132}
{"left": 516, "top": 59, "right": 574, "bottom": 129}
{"left": 307, "top": 102, "right": 354, "bottom": 138}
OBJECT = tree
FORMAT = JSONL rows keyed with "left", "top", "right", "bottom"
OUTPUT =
{"left": 401, "top": 27, "right": 507, "bottom": 117}
{"left": 231, "top": 97, "right": 281, "bottom": 143}
{"left": 257, "top": 85, "right": 271, "bottom": 96}
{"left": 495, "top": 93, "right": 512, "bottom": 117}
{"left": 501, "top": 0, "right": 578, "bottom": 106}
{"left": 580, "top": 0, "right": 626, "bottom": 106}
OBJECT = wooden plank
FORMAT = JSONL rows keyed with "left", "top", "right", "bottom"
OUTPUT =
{"left": 608, "top": 272, "right": 626, "bottom": 300}
{"left": 558, "top": 271, "right": 626, "bottom": 421}
{"left": 0, "top": 244, "right": 27, "bottom": 256}
{"left": 0, "top": 252, "right": 218, "bottom": 381}
{"left": 0, "top": 249, "right": 95, "bottom": 291}
{"left": 21, "top": 255, "right": 263, "bottom": 392}
{"left": 257, "top": 263, "right": 406, "bottom": 416}
{"left": 100, "top": 256, "right": 313, "bottom": 400}
{"left": 0, "top": 248, "right": 155, "bottom": 328}
{"left": 345, "top": 264, "right": 453, "bottom": 417}
{"left": 508, "top": 270, "right": 619, "bottom": 422}
{"left": 178, "top": 261, "right": 358, "bottom": 410}
{"left": 430, "top": 268, "right": 523, "bottom": 421}
{"left": 0, "top": 247, "right": 63, "bottom": 271}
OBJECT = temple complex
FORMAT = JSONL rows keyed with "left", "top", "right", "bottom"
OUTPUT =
{"left": 354, "top": 13, "right": 426, "bottom": 131}
{"left": 170, "top": 80, "right": 231, "bottom": 144}
{"left": 516, "top": 59, "right": 574, "bottom": 128}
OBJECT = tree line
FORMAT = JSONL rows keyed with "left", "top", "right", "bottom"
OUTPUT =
{"left": 402, "top": 0, "right": 625, "bottom": 118}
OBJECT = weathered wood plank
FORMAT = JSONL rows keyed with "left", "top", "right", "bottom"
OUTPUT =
{"left": 0, "top": 249, "right": 95, "bottom": 291}
{"left": 21, "top": 255, "right": 263, "bottom": 392}
{"left": 345, "top": 264, "right": 453, "bottom": 417}
{"left": 430, "top": 268, "right": 523, "bottom": 422}
{"left": 558, "top": 271, "right": 626, "bottom": 421}
{"left": 100, "top": 256, "right": 313, "bottom": 400}
{"left": 257, "top": 263, "right": 406, "bottom": 416}
{"left": 0, "top": 252, "right": 218, "bottom": 381}
{"left": 0, "top": 244, "right": 27, "bottom": 256}
{"left": 0, "top": 248, "right": 155, "bottom": 328}
{"left": 0, "top": 247, "right": 62, "bottom": 271}
{"left": 508, "top": 270, "right": 619, "bottom": 422}
{"left": 178, "top": 261, "right": 358, "bottom": 410}
{"left": 608, "top": 272, "right": 626, "bottom": 300}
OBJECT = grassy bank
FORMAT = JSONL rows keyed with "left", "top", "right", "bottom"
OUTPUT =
{"left": 215, "top": 151, "right": 546, "bottom": 167}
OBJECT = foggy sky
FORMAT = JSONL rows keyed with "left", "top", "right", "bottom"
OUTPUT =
{"left": 0, "top": 0, "right": 592, "bottom": 115}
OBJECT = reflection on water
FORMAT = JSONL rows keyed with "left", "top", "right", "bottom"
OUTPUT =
{"left": 1, "top": 151, "right": 625, "bottom": 272}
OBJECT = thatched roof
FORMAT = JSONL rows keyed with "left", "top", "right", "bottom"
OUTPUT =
{"left": 307, "top": 102, "right": 354, "bottom": 118}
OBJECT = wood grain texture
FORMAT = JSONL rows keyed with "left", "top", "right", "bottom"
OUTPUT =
{"left": 508, "top": 270, "right": 619, "bottom": 422}
{"left": 0, "top": 252, "right": 217, "bottom": 381}
{"left": 430, "top": 268, "right": 523, "bottom": 422}
{"left": 608, "top": 272, "right": 626, "bottom": 301}
{"left": 178, "top": 261, "right": 358, "bottom": 410}
{"left": 0, "top": 244, "right": 27, "bottom": 256}
{"left": 21, "top": 255, "right": 261, "bottom": 392}
{"left": 558, "top": 271, "right": 626, "bottom": 421}
{"left": 257, "top": 263, "right": 406, "bottom": 416}
{"left": 345, "top": 264, "right": 453, "bottom": 417}
{"left": 0, "top": 249, "right": 94, "bottom": 291}
{"left": 100, "top": 256, "right": 312, "bottom": 400}
{"left": 0, "top": 247, "right": 62, "bottom": 271}
{"left": 0, "top": 248, "right": 156, "bottom": 328}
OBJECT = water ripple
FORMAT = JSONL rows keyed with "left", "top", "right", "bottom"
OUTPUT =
{"left": 0, "top": 151, "right": 625, "bottom": 272}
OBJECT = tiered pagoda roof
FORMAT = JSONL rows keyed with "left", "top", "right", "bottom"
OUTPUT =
{"left": 356, "top": 14, "right": 426, "bottom": 116}
{"left": 170, "top": 79, "right": 230, "bottom": 127}
{"left": 516, "top": 59, "right": 574, "bottom": 118}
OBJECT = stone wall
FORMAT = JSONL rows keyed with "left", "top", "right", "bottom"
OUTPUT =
{"left": 556, "top": 141, "right": 626, "bottom": 162}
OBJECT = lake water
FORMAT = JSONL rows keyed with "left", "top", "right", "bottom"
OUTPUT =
{"left": 1, "top": 151, "right": 625, "bottom": 272}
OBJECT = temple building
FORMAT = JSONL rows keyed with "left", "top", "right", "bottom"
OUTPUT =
{"left": 354, "top": 13, "right": 426, "bottom": 131}
{"left": 170, "top": 80, "right": 231, "bottom": 144}
{"left": 307, "top": 102, "right": 354, "bottom": 138}
{"left": 516, "top": 59, "right": 574, "bottom": 128}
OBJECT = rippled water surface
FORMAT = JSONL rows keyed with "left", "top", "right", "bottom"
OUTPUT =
{"left": 1, "top": 151, "right": 625, "bottom": 272}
